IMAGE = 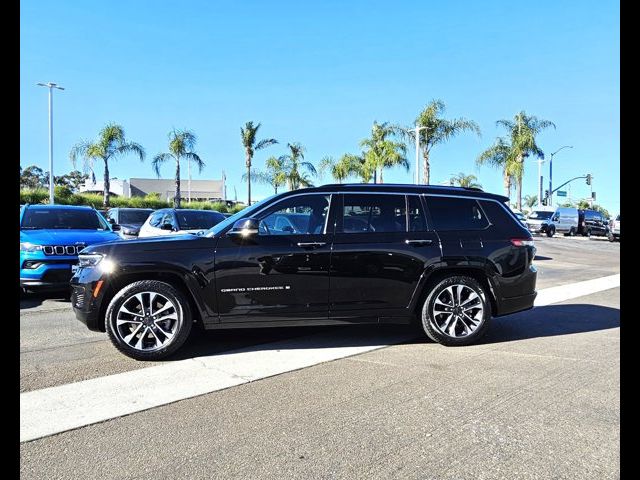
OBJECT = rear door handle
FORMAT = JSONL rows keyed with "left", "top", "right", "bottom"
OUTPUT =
{"left": 296, "top": 242, "right": 327, "bottom": 248}
{"left": 405, "top": 239, "right": 433, "bottom": 246}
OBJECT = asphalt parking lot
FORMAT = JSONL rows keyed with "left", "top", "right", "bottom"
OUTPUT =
{"left": 20, "top": 235, "right": 620, "bottom": 479}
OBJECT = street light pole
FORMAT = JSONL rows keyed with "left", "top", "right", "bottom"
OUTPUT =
{"left": 533, "top": 158, "right": 545, "bottom": 207}
{"left": 548, "top": 145, "right": 573, "bottom": 206}
{"left": 408, "top": 126, "right": 428, "bottom": 185}
{"left": 37, "top": 82, "right": 65, "bottom": 205}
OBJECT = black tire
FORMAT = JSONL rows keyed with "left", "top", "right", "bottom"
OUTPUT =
{"left": 546, "top": 226, "right": 555, "bottom": 237}
{"left": 587, "top": 229, "right": 592, "bottom": 239}
{"left": 608, "top": 232, "right": 615, "bottom": 242}
{"left": 568, "top": 227, "right": 575, "bottom": 237}
{"left": 105, "top": 280, "right": 193, "bottom": 361}
{"left": 421, "top": 275, "right": 491, "bottom": 346}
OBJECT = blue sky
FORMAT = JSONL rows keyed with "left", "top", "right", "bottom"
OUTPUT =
{"left": 20, "top": 0, "right": 619, "bottom": 213}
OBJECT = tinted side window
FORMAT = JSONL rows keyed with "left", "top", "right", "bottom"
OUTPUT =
{"left": 408, "top": 195, "right": 428, "bottom": 231}
{"left": 426, "top": 196, "right": 489, "bottom": 231}
{"left": 479, "top": 200, "right": 523, "bottom": 233}
{"left": 258, "top": 194, "right": 330, "bottom": 235}
{"left": 341, "top": 194, "right": 406, "bottom": 233}
{"left": 149, "top": 211, "right": 164, "bottom": 227}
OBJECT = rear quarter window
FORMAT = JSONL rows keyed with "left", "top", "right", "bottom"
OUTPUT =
{"left": 425, "top": 196, "right": 489, "bottom": 231}
{"left": 478, "top": 200, "right": 525, "bottom": 235}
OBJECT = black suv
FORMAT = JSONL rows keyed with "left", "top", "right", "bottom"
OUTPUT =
{"left": 71, "top": 184, "right": 537, "bottom": 360}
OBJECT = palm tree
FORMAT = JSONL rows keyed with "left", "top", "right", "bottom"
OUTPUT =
{"left": 396, "top": 100, "right": 480, "bottom": 185}
{"left": 241, "top": 121, "right": 278, "bottom": 204}
{"left": 318, "top": 156, "right": 355, "bottom": 184}
{"left": 359, "top": 122, "right": 408, "bottom": 183}
{"left": 499, "top": 112, "right": 555, "bottom": 210}
{"left": 70, "top": 123, "right": 145, "bottom": 207}
{"left": 449, "top": 172, "right": 482, "bottom": 189}
{"left": 242, "top": 156, "right": 287, "bottom": 194}
{"left": 152, "top": 129, "right": 204, "bottom": 208}
{"left": 280, "top": 143, "right": 317, "bottom": 190}
{"left": 523, "top": 194, "right": 538, "bottom": 209}
{"left": 478, "top": 112, "right": 555, "bottom": 210}
{"left": 476, "top": 137, "right": 515, "bottom": 198}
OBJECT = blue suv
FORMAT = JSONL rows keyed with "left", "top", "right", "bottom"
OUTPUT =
{"left": 20, "top": 204, "right": 121, "bottom": 291}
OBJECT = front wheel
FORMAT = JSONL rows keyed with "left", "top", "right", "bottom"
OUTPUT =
{"left": 608, "top": 232, "right": 615, "bottom": 242}
{"left": 421, "top": 276, "right": 491, "bottom": 346}
{"left": 105, "top": 280, "right": 193, "bottom": 360}
{"left": 546, "top": 227, "right": 555, "bottom": 237}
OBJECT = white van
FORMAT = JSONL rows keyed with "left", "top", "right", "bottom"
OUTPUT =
{"left": 548, "top": 207, "right": 579, "bottom": 237}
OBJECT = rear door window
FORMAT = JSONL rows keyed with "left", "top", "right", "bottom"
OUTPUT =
{"left": 340, "top": 194, "right": 407, "bottom": 233}
{"left": 425, "top": 196, "right": 489, "bottom": 231}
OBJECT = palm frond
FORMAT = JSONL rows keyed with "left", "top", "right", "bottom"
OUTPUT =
{"left": 151, "top": 153, "right": 173, "bottom": 177}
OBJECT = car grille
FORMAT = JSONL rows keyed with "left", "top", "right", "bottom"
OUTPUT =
{"left": 42, "top": 269, "right": 73, "bottom": 283}
{"left": 43, "top": 244, "right": 86, "bottom": 256}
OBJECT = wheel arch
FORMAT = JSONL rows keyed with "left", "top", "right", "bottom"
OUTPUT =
{"left": 411, "top": 266, "right": 498, "bottom": 319}
{"left": 98, "top": 271, "right": 206, "bottom": 332}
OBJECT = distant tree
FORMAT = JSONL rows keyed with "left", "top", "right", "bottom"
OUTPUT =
{"left": 448, "top": 172, "right": 482, "bottom": 189}
{"left": 478, "top": 112, "right": 555, "bottom": 210}
{"left": 70, "top": 123, "right": 145, "bottom": 207}
{"left": 243, "top": 156, "right": 287, "bottom": 194}
{"left": 524, "top": 194, "right": 538, "bottom": 209}
{"left": 280, "top": 143, "right": 317, "bottom": 190}
{"left": 20, "top": 165, "right": 47, "bottom": 189}
{"left": 396, "top": 99, "right": 481, "bottom": 185}
{"left": 241, "top": 121, "right": 278, "bottom": 204}
{"left": 359, "top": 122, "right": 408, "bottom": 183}
{"left": 152, "top": 129, "right": 204, "bottom": 208}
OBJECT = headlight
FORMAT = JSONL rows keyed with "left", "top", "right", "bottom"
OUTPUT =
{"left": 78, "top": 253, "right": 104, "bottom": 267}
{"left": 20, "top": 242, "right": 43, "bottom": 252}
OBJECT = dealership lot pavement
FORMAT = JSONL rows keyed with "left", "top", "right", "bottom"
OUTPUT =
{"left": 20, "top": 236, "right": 619, "bottom": 479}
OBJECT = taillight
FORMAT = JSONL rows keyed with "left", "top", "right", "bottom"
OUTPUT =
{"left": 511, "top": 238, "right": 535, "bottom": 247}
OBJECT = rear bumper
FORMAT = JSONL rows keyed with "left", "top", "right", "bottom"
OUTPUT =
{"left": 495, "top": 291, "right": 537, "bottom": 316}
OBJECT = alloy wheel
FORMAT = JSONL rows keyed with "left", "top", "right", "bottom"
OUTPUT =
{"left": 430, "top": 284, "right": 484, "bottom": 338}
{"left": 115, "top": 291, "right": 180, "bottom": 352}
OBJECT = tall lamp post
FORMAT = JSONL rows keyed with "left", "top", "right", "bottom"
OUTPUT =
{"left": 548, "top": 145, "right": 573, "bottom": 206}
{"left": 530, "top": 157, "right": 545, "bottom": 207}
{"left": 407, "top": 125, "right": 428, "bottom": 184}
{"left": 37, "top": 82, "right": 65, "bottom": 205}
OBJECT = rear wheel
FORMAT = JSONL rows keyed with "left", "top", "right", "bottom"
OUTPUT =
{"left": 608, "top": 232, "right": 615, "bottom": 242}
{"left": 105, "top": 280, "right": 193, "bottom": 361}
{"left": 568, "top": 227, "right": 575, "bottom": 236}
{"left": 421, "top": 276, "right": 491, "bottom": 346}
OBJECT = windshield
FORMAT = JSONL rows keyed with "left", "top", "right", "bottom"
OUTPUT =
{"left": 205, "top": 195, "right": 277, "bottom": 237}
{"left": 616, "top": 215, "right": 620, "bottom": 221}
{"left": 528, "top": 211, "right": 553, "bottom": 220}
{"left": 21, "top": 208, "right": 110, "bottom": 230}
{"left": 176, "top": 210, "right": 226, "bottom": 230}
{"left": 119, "top": 210, "right": 152, "bottom": 225}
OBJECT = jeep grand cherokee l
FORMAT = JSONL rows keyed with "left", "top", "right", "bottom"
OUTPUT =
{"left": 71, "top": 184, "right": 537, "bottom": 360}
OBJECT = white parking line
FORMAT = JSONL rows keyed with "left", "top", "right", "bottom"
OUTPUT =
{"left": 20, "top": 274, "right": 620, "bottom": 443}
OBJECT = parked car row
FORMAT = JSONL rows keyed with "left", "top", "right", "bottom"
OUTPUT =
{"left": 523, "top": 206, "right": 619, "bottom": 241}
{"left": 20, "top": 204, "right": 227, "bottom": 292}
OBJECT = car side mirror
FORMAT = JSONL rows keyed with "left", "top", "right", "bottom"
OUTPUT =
{"left": 227, "top": 218, "right": 259, "bottom": 241}
{"left": 552, "top": 216, "right": 559, "bottom": 222}
{"left": 161, "top": 223, "right": 174, "bottom": 231}
{"left": 111, "top": 223, "right": 121, "bottom": 231}
{"left": 108, "top": 218, "right": 116, "bottom": 225}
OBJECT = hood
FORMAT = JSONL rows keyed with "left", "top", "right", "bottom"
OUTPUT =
{"left": 20, "top": 229, "right": 121, "bottom": 245}
{"left": 84, "top": 232, "right": 211, "bottom": 256}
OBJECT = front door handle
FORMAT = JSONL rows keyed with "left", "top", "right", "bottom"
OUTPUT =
{"left": 296, "top": 242, "right": 327, "bottom": 248}
{"left": 405, "top": 239, "right": 433, "bottom": 246}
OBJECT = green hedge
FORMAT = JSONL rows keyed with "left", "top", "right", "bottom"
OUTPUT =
{"left": 20, "top": 189, "right": 246, "bottom": 214}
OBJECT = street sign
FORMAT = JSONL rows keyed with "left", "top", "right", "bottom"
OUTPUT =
{"left": 557, "top": 190, "right": 567, "bottom": 197}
